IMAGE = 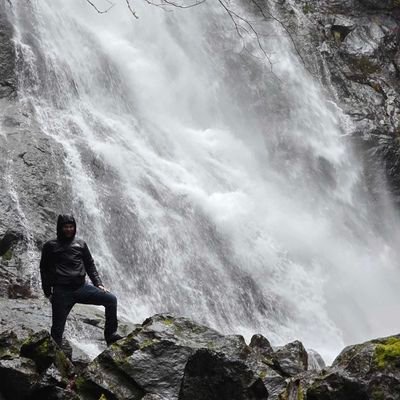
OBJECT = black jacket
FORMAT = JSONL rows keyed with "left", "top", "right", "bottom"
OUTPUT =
{"left": 40, "top": 215, "right": 103, "bottom": 296}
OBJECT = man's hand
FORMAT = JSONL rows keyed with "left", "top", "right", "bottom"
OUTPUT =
{"left": 98, "top": 285, "right": 110, "bottom": 293}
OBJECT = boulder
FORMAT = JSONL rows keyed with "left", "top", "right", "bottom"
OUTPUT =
{"left": 307, "top": 349, "right": 326, "bottom": 371}
{"left": 0, "top": 330, "right": 21, "bottom": 359}
{"left": 306, "top": 334, "right": 400, "bottom": 399}
{"left": 274, "top": 340, "right": 308, "bottom": 377}
{"left": 250, "top": 334, "right": 274, "bottom": 356}
{"left": 78, "top": 314, "right": 270, "bottom": 400}
{"left": 179, "top": 348, "right": 268, "bottom": 400}
{"left": 0, "top": 357, "right": 39, "bottom": 400}
{"left": 0, "top": 230, "right": 22, "bottom": 257}
{"left": 20, "top": 330, "right": 74, "bottom": 377}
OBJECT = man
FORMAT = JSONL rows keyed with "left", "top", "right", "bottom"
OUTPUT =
{"left": 40, "top": 214, "right": 122, "bottom": 346}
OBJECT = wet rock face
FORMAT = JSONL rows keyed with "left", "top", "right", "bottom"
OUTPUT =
{"left": 0, "top": 5, "right": 16, "bottom": 100}
{"left": 0, "top": 1, "right": 73, "bottom": 272}
{"left": 307, "top": 335, "right": 400, "bottom": 399}
{"left": 0, "top": 311, "right": 400, "bottom": 400}
{"left": 179, "top": 349, "right": 268, "bottom": 400}
{"left": 77, "top": 314, "right": 280, "bottom": 400}
{"left": 272, "top": 340, "right": 308, "bottom": 377}
{"left": 275, "top": 0, "right": 400, "bottom": 202}
{"left": 359, "top": 0, "right": 400, "bottom": 10}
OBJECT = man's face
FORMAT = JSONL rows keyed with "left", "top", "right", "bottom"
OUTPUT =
{"left": 62, "top": 223, "right": 75, "bottom": 238}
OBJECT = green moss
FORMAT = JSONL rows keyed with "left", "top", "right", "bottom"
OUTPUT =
{"left": 375, "top": 337, "right": 400, "bottom": 368}
{"left": 55, "top": 349, "right": 71, "bottom": 378}
{"left": 75, "top": 376, "right": 86, "bottom": 390}
{"left": 37, "top": 340, "right": 50, "bottom": 355}
{"left": 351, "top": 56, "right": 380, "bottom": 75}
{"left": 333, "top": 31, "right": 342, "bottom": 42}
{"left": 259, "top": 370, "right": 267, "bottom": 380}
{"left": 302, "top": 3, "right": 314, "bottom": 14}
{"left": 371, "top": 389, "right": 385, "bottom": 400}
{"left": 174, "top": 325, "right": 184, "bottom": 336}
{"left": 2, "top": 249, "right": 12, "bottom": 261}
{"left": 297, "top": 384, "right": 304, "bottom": 400}
{"left": 139, "top": 338, "right": 159, "bottom": 349}
{"left": 262, "top": 356, "right": 275, "bottom": 367}
{"left": 162, "top": 318, "right": 174, "bottom": 326}
{"left": 98, "top": 394, "right": 107, "bottom": 400}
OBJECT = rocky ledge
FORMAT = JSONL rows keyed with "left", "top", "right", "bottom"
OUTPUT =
{"left": 0, "top": 312, "right": 399, "bottom": 400}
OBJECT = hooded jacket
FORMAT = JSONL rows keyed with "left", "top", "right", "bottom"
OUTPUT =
{"left": 39, "top": 214, "right": 103, "bottom": 297}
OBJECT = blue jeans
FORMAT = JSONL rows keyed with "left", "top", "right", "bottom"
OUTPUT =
{"left": 51, "top": 283, "right": 118, "bottom": 345}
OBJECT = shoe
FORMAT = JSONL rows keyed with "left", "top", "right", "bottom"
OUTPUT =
{"left": 106, "top": 332, "right": 123, "bottom": 346}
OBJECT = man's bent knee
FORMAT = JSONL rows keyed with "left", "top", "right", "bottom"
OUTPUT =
{"left": 105, "top": 292, "right": 117, "bottom": 306}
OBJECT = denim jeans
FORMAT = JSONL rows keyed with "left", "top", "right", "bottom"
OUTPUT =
{"left": 51, "top": 283, "right": 118, "bottom": 346}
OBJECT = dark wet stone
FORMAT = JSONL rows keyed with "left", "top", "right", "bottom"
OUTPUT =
{"left": 179, "top": 348, "right": 268, "bottom": 400}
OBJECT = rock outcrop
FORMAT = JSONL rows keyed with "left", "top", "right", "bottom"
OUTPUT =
{"left": 0, "top": 312, "right": 399, "bottom": 400}
{"left": 273, "top": 0, "right": 400, "bottom": 202}
{"left": 0, "top": 0, "right": 73, "bottom": 279}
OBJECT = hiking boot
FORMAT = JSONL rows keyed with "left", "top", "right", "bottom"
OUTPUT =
{"left": 105, "top": 332, "right": 123, "bottom": 346}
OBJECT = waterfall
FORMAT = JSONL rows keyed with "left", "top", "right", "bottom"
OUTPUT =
{"left": 7, "top": 0, "right": 400, "bottom": 362}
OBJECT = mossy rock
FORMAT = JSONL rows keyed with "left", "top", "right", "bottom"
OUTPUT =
{"left": 20, "top": 330, "right": 74, "bottom": 377}
{"left": 350, "top": 56, "right": 381, "bottom": 75}
{"left": 75, "top": 373, "right": 117, "bottom": 400}
{"left": 1, "top": 249, "right": 12, "bottom": 261}
{"left": 302, "top": 3, "right": 315, "bottom": 14}
{"left": 374, "top": 337, "right": 400, "bottom": 369}
{"left": 0, "top": 330, "right": 22, "bottom": 360}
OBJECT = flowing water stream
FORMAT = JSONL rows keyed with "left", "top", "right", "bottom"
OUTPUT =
{"left": 6, "top": 0, "right": 400, "bottom": 362}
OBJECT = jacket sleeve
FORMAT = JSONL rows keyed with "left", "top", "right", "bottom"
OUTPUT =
{"left": 82, "top": 242, "right": 103, "bottom": 287}
{"left": 39, "top": 242, "right": 52, "bottom": 297}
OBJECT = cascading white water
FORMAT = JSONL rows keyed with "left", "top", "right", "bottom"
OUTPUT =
{"left": 8, "top": 0, "right": 400, "bottom": 362}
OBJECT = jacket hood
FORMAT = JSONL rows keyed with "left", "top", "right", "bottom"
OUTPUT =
{"left": 57, "top": 214, "right": 76, "bottom": 240}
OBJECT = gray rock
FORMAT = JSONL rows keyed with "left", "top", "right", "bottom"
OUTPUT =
{"left": 307, "top": 334, "right": 400, "bottom": 399}
{"left": 249, "top": 333, "right": 274, "bottom": 357}
{"left": 0, "top": 230, "right": 23, "bottom": 257}
{"left": 0, "top": 357, "right": 38, "bottom": 400}
{"left": 274, "top": 340, "right": 308, "bottom": 377}
{"left": 342, "top": 23, "right": 386, "bottom": 56}
{"left": 276, "top": 0, "right": 400, "bottom": 203}
{"left": 78, "top": 314, "right": 271, "bottom": 400}
{"left": 0, "top": 3, "right": 16, "bottom": 100}
{"left": 179, "top": 348, "right": 268, "bottom": 400}
{"left": 307, "top": 348, "right": 326, "bottom": 371}
{"left": 20, "top": 329, "right": 74, "bottom": 377}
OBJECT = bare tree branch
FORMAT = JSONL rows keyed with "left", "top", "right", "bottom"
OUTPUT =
{"left": 248, "top": 0, "right": 311, "bottom": 74}
{"left": 216, "top": 0, "right": 276, "bottom": 73}
{"left": 125, "top": 0, "right": 139, "bottom": 18}
{"left": 143, "top": 0, "right": 206, "bottom": 10}
{"left": 83, "top": 0, "right": 308, "bottom": 77}
{"left": 85, "top": 0, "right": 115, "bottom": 14}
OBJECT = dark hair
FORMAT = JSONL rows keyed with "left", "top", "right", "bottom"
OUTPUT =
{"left": 56, "top": 214, "right": 76, "bottom": 240}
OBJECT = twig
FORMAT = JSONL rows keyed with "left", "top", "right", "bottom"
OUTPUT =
{"left": 248, "top": 0, "right": 312, "bottom": 74}
{"left": 216, "top": 0, "right": 275, "bottom": 74}
{"left": 85, "top": 0, "right": 115, "bottom": 13}
{"left": 125, "top": 0, "right": 139, "bottom": 18}
{"left": 143, "top": 0, "right": 206, "bottom": 9}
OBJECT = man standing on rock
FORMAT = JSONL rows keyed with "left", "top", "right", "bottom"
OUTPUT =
{"left": 39, "top": 214, "right": 122, "bottom": 347}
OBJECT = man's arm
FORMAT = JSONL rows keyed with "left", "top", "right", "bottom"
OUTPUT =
{"left": 82, "top": 242, "right": 103, "bottom": 287}
{"left": 39, "top": 242, "right": 52, "bottom": 297}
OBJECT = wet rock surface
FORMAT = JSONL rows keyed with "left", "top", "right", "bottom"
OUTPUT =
{"left": 0, "top": 0, "right": 73, "bottom": 279}
{"left": 0, "top": 311, "right": 399, "bottom": 400}
{"left": 0, "top": 4, "right": 16, "bottom": 100}
{"left": 273, "top": 0, "right": 400, "bottom": 202}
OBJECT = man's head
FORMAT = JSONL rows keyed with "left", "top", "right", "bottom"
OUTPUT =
{"left": 57, "top": 214, "right": 76, "bottom": 241}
